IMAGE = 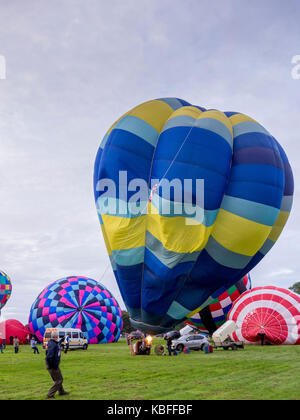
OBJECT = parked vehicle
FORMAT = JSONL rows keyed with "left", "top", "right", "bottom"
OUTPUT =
{"left": 211, "top": 320, "right": 243, "bottom": 350}
{"left": 43, "top": 328, "right": 88, "bottom": 350}
{"left": 164, "top": 331, "right": 181, "bottom": 341}
{"left": 164, "top": 324, "right": 198, "bottom": 341}
{"left": 171, "top": 334, "right": 209, "bottom": 352}
{"left": 212, "top": 320, "right": 237, "bottom": 344}
{"left": 214, "top": 338, "right": 244, "bottom": 350}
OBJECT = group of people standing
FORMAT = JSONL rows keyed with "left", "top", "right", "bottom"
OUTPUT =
{"left": 0, "top": 336, "right": 21, "bottom": 353}
{"left": 0, "top": 333, "right": 71, "bottom": 356}
{"left": 0, "top": 335, "right": 40, "bottom": 354}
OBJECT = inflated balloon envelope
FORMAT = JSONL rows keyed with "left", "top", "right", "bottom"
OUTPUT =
{"left": 0, "top": 270, "right": 12, "bottom": 311}
{"left": 93, "top": 98, "right": 294, "bottom": 334}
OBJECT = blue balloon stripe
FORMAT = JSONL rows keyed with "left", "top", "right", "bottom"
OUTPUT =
{"left": 234, "top": 132, "right": 279, "bottom": 151}
{"left": 280, "top": 195, "right": 293, "bottom": 212}
{"left": 100, "top": 133, "right": 109, "bottom": 150}
{"left": 150, "top": 194, "right": 218, "bottom": 225}
{"left": 226, "top": 180, "right": 284, "bottom": 209}
{"left": 162, "top": 115, "right": 196, "bottom": 132}
{"left": 231, "top": 162, "right": 285, "bottom": 188}
{"left": 145, "top": 230, "right": 200, "bottom": 269}
{"left": 259, "top": 238, "right": 275, "bottom": 256}
{"left": 205, "top": 236, "right": 252, "bottom": 269}
{"left": 283, "top": 163, "right": 294, "bottom": 195}
{"left": 232, "top": 121, "right": 270, "bottom": 137}
{"left": 221, "top": 194, "right": 280, "bottom": 226}
{"left": 162, "top": 117, "right": 233, "bottom": 149}
{"left": 156, "top": 97, "right": 189, "bottom": 110}
{"left": 108, "top": 128, "right": 155, "bottom": 160}
{"left": 232, "top": 147, "right": 284, "bottom": 170}
{"left": 114, "top": 115, "right": 159, "bottom": 147}
{"left": 112, "top": 247, "right": 145, "bottom": 266}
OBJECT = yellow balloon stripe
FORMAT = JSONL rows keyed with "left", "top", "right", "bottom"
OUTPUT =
{"left": 147, "top": 205, "right": 213, "bottom": 254}
{"left": 166, "top": 106, "right": 203, "bottom": 121}
{"left": 101, "top": 214, "right": 146, "bottom": 250}
{"left": 101, "top": 224, "right": 113, "bottom": 257}
{"left": 229, "top": 113, "right": 259, "bottom": 126}
{"left": 200, "top": 110, "right": 233, "bottom": 135}
{"left": 212, "top": 208, "right": 272, "bottom": 256}
{"left": 268, "top": 211, "right": 290, "bottom": 242}
{"left": 106, "top": 99, "right": 174, "bottom": 136}
{"left": 129, "top": 99, "right": 174, "bottom": 132}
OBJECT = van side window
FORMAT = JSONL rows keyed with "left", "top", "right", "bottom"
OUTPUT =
{"left": 72, "top": 332, "right": 79, "bottom": 339}
{"left": 59, "top": 332, "right": 65, "bottom": 338}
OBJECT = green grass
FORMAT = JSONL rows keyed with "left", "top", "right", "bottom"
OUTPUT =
{"left": 1, "top": 339, "right": 300, "bottom": 400}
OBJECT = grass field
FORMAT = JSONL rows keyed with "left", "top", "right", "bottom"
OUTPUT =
{"left": 1, "top": 338, "right": 300, "bottom": 400}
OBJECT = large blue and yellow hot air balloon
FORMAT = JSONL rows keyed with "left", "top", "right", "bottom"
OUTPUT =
{"left": 94, "top": 98, "right": 293, "bottom": 333}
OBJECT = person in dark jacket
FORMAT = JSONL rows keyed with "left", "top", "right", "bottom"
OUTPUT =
{"left": 258, "top": 332, "right": 266, "bottom": 346}
{"left": 45, "top": 331, "right": 69, "bottom": 399}
{"left": 166, "top": 336, "right": 173, "bottom": 356}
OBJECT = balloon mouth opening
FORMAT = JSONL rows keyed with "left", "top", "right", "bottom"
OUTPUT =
{"left": 77, "top": 307, "right": 83, "bottom": 312}
{"left": 130, "top": 318, "right": 174, "bottom": 335}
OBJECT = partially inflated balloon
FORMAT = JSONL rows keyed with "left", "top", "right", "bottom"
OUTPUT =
{"left": 94, "top": 98, "right": 293, "bottom": 333}
{"left": 0, "top": 271, "right": 12, "bottom": 310}
{"left": 0, "top": 319, "right": 29, "bottom": 344}
{"left": 28, "top": 276, "right": 123, "bottom": 343}
{"left": 185, "top": 274, "right": 251, "bottom": 334}
{"left": 228, "top": 286, "right": 300, "bottom": 345}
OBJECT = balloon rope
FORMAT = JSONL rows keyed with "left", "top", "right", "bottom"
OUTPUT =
{"left": 98, "top": 123, "right": 196, "bottom": 291}
{"left": 139, "top": 123, "right": 196, "bottom": 318}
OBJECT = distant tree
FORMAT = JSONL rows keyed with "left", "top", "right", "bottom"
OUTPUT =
{"left": 289, "top": 282, "right": 300, "bottom": 295}
{"left": 121, "top": 311, "right": 134, "bottom": 333}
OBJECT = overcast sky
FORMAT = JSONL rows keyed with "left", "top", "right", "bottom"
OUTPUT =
{"left": 0, "top": 0, "right": 299, "bottom": 324}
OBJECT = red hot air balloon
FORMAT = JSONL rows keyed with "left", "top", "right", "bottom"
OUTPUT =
{"left": 228, "top": 286, "right": 300, "bottom": 345}
{"left": 0, "top": 319, "right": 30, "bottom": 345}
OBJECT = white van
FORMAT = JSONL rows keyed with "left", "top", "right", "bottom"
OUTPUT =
{"left": 43, "top": 327, "right": 88, "bottom": 350}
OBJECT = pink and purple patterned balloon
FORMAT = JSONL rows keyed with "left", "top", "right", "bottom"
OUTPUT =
{"left": 28, "top": 276, "right": 123, "bottom": 343}
{"left": 0, "top": 270, "right": 12, "bottom": 311}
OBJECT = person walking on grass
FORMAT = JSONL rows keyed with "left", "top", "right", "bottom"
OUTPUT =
{"left": 0, "top": 337, "right": 3, "bottom": 354}
{"left": 45, "top": 330, "right": 69, "bottom": 399}
{"left": 64, "top": 333, "right": 70, "bottom": 354}
{"left": 13, "top": 336, "right": 19, "bottom": 354}
{"left": 31, "top": 336, "right": 40, "bottom": 354}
